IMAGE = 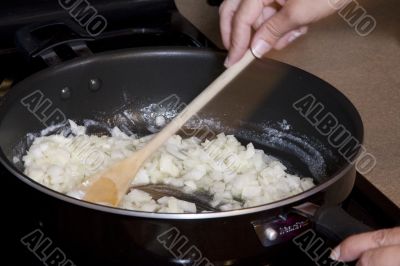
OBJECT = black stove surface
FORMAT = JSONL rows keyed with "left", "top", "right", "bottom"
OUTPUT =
{"left": 1, "top": 1, "right": 399, "bottom": 265}
{"left": 4, "top": 169, "right": 398, "bottom": 266}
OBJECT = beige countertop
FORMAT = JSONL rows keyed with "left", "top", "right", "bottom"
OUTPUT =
{"left": 176, "top": 0, "right": 400, "bottom": 207}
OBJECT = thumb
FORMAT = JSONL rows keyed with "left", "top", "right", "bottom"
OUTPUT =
{"left": 330, "top": 227, "right": 400, "bottom": 262}
{"left": 251, "top": 9, "right": 300, "bottom": 58}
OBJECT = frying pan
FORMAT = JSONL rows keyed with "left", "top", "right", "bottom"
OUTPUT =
{"left": 0, "top": 23, "right": 370, "bottom": 265}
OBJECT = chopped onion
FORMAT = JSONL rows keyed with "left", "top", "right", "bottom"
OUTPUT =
{"left": 23, "top": 123, "right": 315, "bottom": 213}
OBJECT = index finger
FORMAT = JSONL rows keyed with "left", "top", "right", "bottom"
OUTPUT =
{"left": 219, "top": 0, "right": 242, "bottom": 50}
{"left": 227, "top": 0, "right": 273, "bottom": 66}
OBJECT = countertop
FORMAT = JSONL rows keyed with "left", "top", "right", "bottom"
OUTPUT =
{"left": 176, "top": 0, "right": 400, "bottom": 207}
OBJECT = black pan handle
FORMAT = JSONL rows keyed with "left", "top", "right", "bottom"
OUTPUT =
{"left": 15, "top": 20, "right": 94, "bottom": 66}
{"left": 294, "top": 202, "right": 372, "bottom": 240}
{"left": 253, "top": 203, "right": 372, "bottom": 248}
{"left": 313, "top": 205, "right": 372, "bottom": 242}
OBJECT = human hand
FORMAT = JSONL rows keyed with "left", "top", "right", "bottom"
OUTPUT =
{"left": 330, "top": 227, "right": 400, "bottom": 266}
{"left": 219, "top": 0, "right": 347, "bottom": 67}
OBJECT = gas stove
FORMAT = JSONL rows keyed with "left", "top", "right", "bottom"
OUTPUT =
{"left": 1, "top": 1, "right": 399, "bottom": 265}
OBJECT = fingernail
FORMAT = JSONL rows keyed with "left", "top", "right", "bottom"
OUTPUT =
{"left": 224, "top": 56, "right": 230, "bottom": 67}
{"left": 288, "top": 30, "right": 304, "bottom": 43}
{"left": 330, "top": 246, "right": 341, "bottom": 261}
{"left": 251, "top": 39, "right": 271, "bottom": 58}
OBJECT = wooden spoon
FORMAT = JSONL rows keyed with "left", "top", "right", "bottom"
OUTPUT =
{"left": 73, "top": 50, "right": 256, "bottom": 207}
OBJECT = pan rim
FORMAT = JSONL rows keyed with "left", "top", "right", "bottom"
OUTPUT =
{"left": 1, "top": 158, "right": 357, "bottom": 219}
{"left": 0, "top": 47, "right": 364, "bottom": 219}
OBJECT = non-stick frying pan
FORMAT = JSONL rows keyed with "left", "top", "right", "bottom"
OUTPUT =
{"left": 0, "top": 28, "right": 369, "bottom": 265}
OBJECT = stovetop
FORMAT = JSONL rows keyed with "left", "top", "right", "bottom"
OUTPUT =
{"left": 1, "top": 1, "right": 399, "bottom": 265}
{"left": 0, "top": 1, "right": 216, "bottom": 92}
{"left": 4, "top": 169, "right": 398, "bottom": 266}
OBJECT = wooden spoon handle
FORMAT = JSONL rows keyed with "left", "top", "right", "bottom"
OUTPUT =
{"left": 140, "top": 50, "right": 256, "bottom": 160}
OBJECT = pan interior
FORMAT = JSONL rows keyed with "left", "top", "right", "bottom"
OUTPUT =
{"left": 0, "top": 48, "right": 363, "bottom": 200}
